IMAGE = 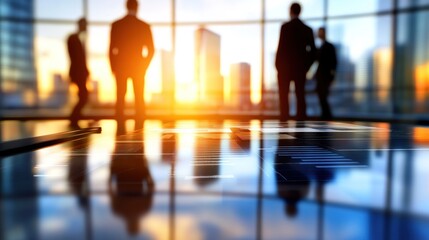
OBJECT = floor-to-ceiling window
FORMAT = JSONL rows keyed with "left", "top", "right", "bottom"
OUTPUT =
{"left": 1, "top": 0, "right": 429, "bottom": 120}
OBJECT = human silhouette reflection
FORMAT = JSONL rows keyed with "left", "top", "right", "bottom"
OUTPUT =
{"left": 315, "top": 27, "right": 337, "bottom": 120}
{"left": 116, "top": 119, "right": 127, "bottom": 136}
{"left": 274, "top": 139, "right": 310, "bottom": 217}
{"left": 109, "top": 0, "right": 154, "bottom": 130}
{"left": 68, "top": 137, "right": 90, "bottom": 209}
{"left": 108, "top": 128, "right": 154, "bottom": 235}
{"left": 275, "top": 2, "right": 316, "bottom": 121}
{"left": 274, "top": 123, "right": 334, "bottom": 217}
{"left": 67, "top": 18, "right": 89, "bottom": 129}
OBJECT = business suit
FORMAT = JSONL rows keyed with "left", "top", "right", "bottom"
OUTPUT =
{"left": 315, "top": 41, "right": 337, "bottom": 119}
{"left": 109, "top": 14, "right": 154, "bottom": 129}
{"left": 67, "top": 33, "right": 89, "bottom": 127}
{"left": 275, "top": 18, "right": 316, "bottom": 120}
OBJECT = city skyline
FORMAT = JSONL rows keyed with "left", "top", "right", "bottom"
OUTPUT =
{"left": 1, "top": 0, "right": 428, "bottom": 118}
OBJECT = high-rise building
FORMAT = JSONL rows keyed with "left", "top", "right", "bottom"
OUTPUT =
{"left": 53, "top": 73, "right": 68, "bottom": 107}
{"left": 0, "top": 0, "right": 37, "bottom": 108}
{"left": 161, "top": 50, "right": 175, "bottom": 106}
{"left": 194, "top": 27, "right": 223, "bottom": 107}
{"left": 230, "top": 63, "right": 251, "bottom": 109}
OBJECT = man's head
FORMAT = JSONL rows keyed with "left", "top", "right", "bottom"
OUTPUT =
{"left": 289, "top": 2, "right": 301, "bottom": 19}
{"left": 78, "top": 18, "right": 87, "bottom": 33}
{"left": 127, "top": 0, "right": 138, "bottom": 12}
{"left": 318, "top": 27, "right": 326, "bottom": 41}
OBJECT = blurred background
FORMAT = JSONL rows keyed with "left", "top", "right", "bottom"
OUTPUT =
{"left": 0, "top": 0, "right": 428, "bottom": 120}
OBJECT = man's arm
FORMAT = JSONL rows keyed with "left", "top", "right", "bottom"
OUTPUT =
{"left": 145, "top": 25, "right": 155, "bottom": 68}
{"left": 331, "top": 44, "right": 337, "bottom": 71}
{"left": 306, "top": 27, "right": 317, "bottom": 72}
{"left": 275, "top": 25, "right": 286, "bottom": 71}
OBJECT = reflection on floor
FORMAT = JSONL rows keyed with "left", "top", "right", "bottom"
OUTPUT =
{"left": 1, "top": 120, "right": 429, "bottom": 239}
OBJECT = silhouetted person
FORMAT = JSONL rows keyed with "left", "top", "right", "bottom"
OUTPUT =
{"left": 275, "top": 3, "right": 316, "bottom": 121}
{"left": 67, "top": 18, "right": 89, "bottom": 129}
{"left": 315, "top": 27, "right": 337, "bottom": 120}
{"left": 109, "top": 132, "right": 154, "bottom": 236}
{"left": 109, "top": 0, "right": 154, "bottom": 130}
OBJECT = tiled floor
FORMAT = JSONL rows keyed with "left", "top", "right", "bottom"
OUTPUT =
{"left": 1, "top": 120, "right": 429, "bottom": 239}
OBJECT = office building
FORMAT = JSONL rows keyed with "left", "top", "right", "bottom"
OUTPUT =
{"left": 0, "top": 0, "right": 37, "bottom": 108}
{"left": 194, "top": 27, "right": 223, "bottom": 107}
{"left": 230, "top": 62, "right": 251, "bottom": 109}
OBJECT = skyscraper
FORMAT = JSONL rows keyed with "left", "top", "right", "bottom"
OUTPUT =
{"left": 194, "top": 27, "right": 223, "bottom": 107}
{"left": 230, "top": 63, "right": 251, "bottom": 109}
{"left": 161, "top": 50, "right": 175, "bottom": 106}
{"left": 0, "top": 0, "right": 38, "bottom": 108}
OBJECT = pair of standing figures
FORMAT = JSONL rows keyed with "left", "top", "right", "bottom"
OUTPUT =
{"left": 67, "top": 0, "right": 153, "bottom": 129}
{"left": 276, "top": 3, "right": 337, "bottom": 121}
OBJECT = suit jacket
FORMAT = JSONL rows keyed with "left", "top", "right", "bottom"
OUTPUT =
{"left": 109, "top": 15, "right": 154, "bottom": 78}
{"left": 315, "top": 41, "right": 337, "bottom": 81}
{"left": 275, "top": 18, "right": 316, "bottom": 79}
{"left": 67, "top": 33, "right": 89, "bottom": 82}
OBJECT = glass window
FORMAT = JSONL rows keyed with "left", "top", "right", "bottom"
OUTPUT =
{"left": 176, "top": 0, "right": 261, "bottom": 22}
{"left": 328, "top": 0, "right": 392, "bottom": 16}
{"left": 266, "top": 0, "right": 325, "bottom": 20}
{"left": 399, "top": 0, "right": 429, "bottom": 8}
{"left": 395, "top": 11, "right": 429, "bottom": 115}
{"left": 175, "top": 24, "right": 261, "bottom": 113}
{"left": 88, "top": 0, "right": 171, "bottom": 23}
{"left": 35, "top": 0, "right": 83, "bottom": 20}
{"left": 1, "top": 0, "right": 34, "bottom": 19}
{"left": 327, "top": 16, "right": 393, "bottom": 117}
{"left": 34, "top": 23, "right": 75, "bottom": 108}
{"left": 1, "top": 21, "right": 38, "bottom": 108}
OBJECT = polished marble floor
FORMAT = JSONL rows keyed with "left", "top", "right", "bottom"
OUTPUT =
{"left": 1, "top": 120, "right": 429, "bottom": 240}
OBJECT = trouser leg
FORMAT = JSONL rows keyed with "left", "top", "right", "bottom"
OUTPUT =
{"left": 277, "top": 76, "right": 290, "bottom": 121}
{"left": 116, "top": 76, "right": 127, "bottom": 122}
{"left": 294, "top": 77, "right": 307, "bottom": 120}
{"left": 132, "top": 76, "right": 145, "bottom": 130}
{"left": 70, "top": 79, "right": 88, "bottom": 125}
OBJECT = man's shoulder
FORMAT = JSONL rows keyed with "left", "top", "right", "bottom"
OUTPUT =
{"left": 112, "top": 16, "right": 150, "bottom": 28}
{"left": 325, "top": 41, "right": 336, "bottom": 49}
{"left": 67, "top": 33, "right": 78, "bottom": 42}
{"left": 112, "top": 16, "right": 127, "bottom": 26}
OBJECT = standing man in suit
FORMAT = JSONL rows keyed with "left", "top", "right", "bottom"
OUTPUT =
{"left": 67, "top": 18, "right": 89, "bottom": 129}
{"left": 315, "top": 27, "right": 337, "bottom": 120}
{"left": 275, "top": 2, "right": 316, "bottom": 121}
{"left": 109, "top": 0, "right": 154, "bottom": 130}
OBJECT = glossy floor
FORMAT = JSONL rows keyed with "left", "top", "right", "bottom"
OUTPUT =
{"left": 1, "top": 120, "right": 429, "bottom": 240}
